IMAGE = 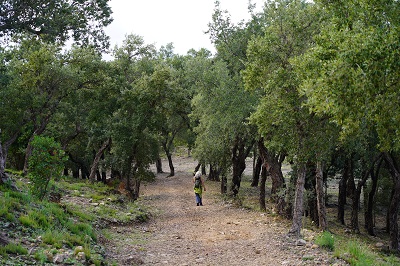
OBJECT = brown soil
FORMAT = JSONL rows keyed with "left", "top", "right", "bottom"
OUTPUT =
{"left": 102, "top": 156, "right": 348, "bottom": 266}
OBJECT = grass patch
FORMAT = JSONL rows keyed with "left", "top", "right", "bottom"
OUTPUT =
{"left": 315, "top": 231, "right": 335, "bottom": 251}
{"left": 0, "top": 243, "right": 28, "bottom": 256}
{"left": 333, "top": 237, "right": 400, "bottom": 266}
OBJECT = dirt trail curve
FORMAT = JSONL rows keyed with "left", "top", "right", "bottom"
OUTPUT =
{"left": 104, "top": 157, "right": 348, "bottom": 266}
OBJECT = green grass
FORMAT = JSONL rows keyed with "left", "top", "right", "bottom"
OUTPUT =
{"left": 315, "top": 231, "right": 335, "bottom": 251}
{"left": 333, "top": 237, "right": 400, "bottom": 266}
{"left": 0, "top": 243, "right": 28, "bottom": 256}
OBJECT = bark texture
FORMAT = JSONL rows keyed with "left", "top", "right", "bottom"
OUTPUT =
{"left": 289, "top": 163, "right": 306, "bottom": 237}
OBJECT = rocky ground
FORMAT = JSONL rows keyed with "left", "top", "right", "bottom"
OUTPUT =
{"left": 102, "top": 156, "right": 349, "bottom": 265}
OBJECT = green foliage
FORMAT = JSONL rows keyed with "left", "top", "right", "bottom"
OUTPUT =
{"left": 315, "top": 231, "right": 335, "bottom": 251}
{"left": 28, "top": 136, "right": 67, "bottom": 200}
{"left": 0, "top": 0, "right": 113, "bottom": 50}
{"left": 0, "top": 243, "right": 28, "bottom": 256}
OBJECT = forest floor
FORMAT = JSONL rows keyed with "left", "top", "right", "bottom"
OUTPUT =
{"left": 102, "top": 155, "right": 348, "bottom": 265}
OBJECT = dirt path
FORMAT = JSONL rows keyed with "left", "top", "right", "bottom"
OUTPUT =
{"left": 104, "top": 157, "right": 348, "bottom": 265}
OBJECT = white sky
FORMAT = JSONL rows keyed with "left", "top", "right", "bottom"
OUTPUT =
{"left": 104, "top": 0, "right": 265, "bottom": 59}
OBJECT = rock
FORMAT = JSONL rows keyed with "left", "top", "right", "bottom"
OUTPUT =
{"left": 296, "top": 239, "right": 307, "bottom": 246}
{"left": 375, "top": 242, "right": 385, "bottom": 249}
{"left": 76, "top": 251, "right": 86, "bottom": 260}
{"left": 74, "top": 246, "right": 84, "bottom": 255}
{"left": 53, "top": 253, "right": 66, "bottom": 264}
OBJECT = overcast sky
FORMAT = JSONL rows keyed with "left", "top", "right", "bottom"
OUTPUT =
{"left": 104, "top": 0, "right": 265, "bottom": 58}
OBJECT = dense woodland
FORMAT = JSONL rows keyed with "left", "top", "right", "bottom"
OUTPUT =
{"left": 1, "top": 0, "right": 400, "bottom": 255}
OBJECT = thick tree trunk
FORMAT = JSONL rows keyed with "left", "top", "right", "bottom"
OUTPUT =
{"left": 338, "top": 158, "right": 350, "bottom": 225}
{"left": 289, "top": 163, "right": 306, "bottom": 237}
{"left": 251, "top": 156, "right": 262, "bottom": 187}
{"left": 316, "top": 161, "right": 327, "bottom": 231}
{"left": 89, "top": 138, "right": 111, "bottom": 180}
{"left": 259, "top": 166, "right": 267, "bottom": 212}
{"left": 383, "top": 153, "right": 400, "bottom": 251}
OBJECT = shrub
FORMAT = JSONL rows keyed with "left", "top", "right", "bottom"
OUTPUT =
{"left": 28, "top": 136, "right": 67, "bottom": 200}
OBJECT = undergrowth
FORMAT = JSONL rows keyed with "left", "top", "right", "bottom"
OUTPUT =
{"left": 0, "top": 173, "right": 149, "bottom": 265}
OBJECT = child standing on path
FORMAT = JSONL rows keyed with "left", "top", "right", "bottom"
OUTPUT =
{"left": 193, "top": 171, "right": 206, "bottom": 206}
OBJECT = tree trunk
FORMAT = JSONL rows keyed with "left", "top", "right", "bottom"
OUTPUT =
{"left": 365, "top": 158, "right": 382, "bottom": 236}
{"left": 316, "top": 161, "right": 327, "bottom": 230}
{"left": 166, "top": 152, "right": 174, "bottom": 177}
{"left": 351, "top": 154, "right": 382, "bottom": 233}
{"left": 0, "top": 132, "right": 20, "bottom": 183}
{"left": 0, "top": 141, "right": 6, "bottom": 183}
{"left": 338, "top": 158, "right": 350, "bottom": 225}
{"left": 156, "top": 157, "right": 163, "bottom": 173}
{"left": 89, "top": 138, "right": 111, "bottom": 180}
{"left": 259, "top": 166, "right": 267, "bottom": 212}
{"left": 251, "top": 156, "right": 262, "bottom": 187}
{"left": 289, "top": 163, "right": 306, "bottom": 237}
{"left": 194, "top": 163, "right": 201, "bottom": 174}
{"left": 132, "top": 177, "right": 141, "bottom": 201}
{"left": 201, "top": 164, "right": 207, "bottom": 175}
{"left": 350, "top": 171, "right": 369, "bottom": 233}
{"left": 221, "top": 172, "right": 227, "bottom": 194}
{"left": 383, "top": 152, "right": 400, "bottom": 251}
{"left": 257, "top": 139, "right": 285, "bottom": 206}
{"left": 231, "top": 138, "right": 254, "bottom": 196}
{"left": 346, "top": 158, "right": 356, "bottom": 199}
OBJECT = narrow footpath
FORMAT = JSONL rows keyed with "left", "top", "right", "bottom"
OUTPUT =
{"left": 104, "top": 156, "right": 348, "bottom": 266}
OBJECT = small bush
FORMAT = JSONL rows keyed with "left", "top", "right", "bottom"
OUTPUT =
{"left": 315, "top": 231, "right": 335, "bottom": 251}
